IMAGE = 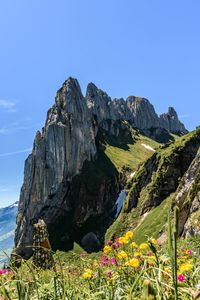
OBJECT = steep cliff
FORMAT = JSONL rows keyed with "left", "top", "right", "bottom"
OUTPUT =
{"left": 14, "top": 77, "right": 188, "bottom": 258}
{"left": 159, "top": 107, "right": 186, "bottom": 134}
{"left": 173, "top": 149, "right": 200, "bottom": 236}
{"left": 106, "top": 128, "right": 200, "bottom": 242}
{"left": 85, "top": 83, "right": 187, "bottom": 141}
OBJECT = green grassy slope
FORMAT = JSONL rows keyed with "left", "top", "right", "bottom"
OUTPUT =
{"left": 105, "top": 134, "right": 159, "bottom": 172}
{"left": 106, "top": 128, "right": 200, "bottom": 242}
{"left": 104, "top": 127, "right": 160, "bottom": 173}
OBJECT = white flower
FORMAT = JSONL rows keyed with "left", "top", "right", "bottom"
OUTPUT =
{"left": 196, "top": 283, "right": 200, "bottom": 289}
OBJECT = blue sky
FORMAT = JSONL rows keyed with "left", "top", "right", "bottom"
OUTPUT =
{"left": 0, "top": 0, "right": 200, "bottom": 207}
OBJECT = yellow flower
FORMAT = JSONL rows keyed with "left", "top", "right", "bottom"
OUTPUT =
{"left": 164, "top": 268, "right": 171, "bottom": 274}
{"left": 113, "top": 272, "right": 119, "bottom": 279}
{"left": 181, "top": 255, "right": 188, "bottom": 259}
{"left": 93, "top": 260, "right": 98, "bottom": 267}
{"left": 117, "top": 251, "right": 128, "bottom": 259}
{"left": 147, "top": 256, "right": 156, "bottom": 266}
{"left": 139, "top": 243, "right": 148, "bottom": 250}
{"left": 82, "top": 269, "right": 93, "bottom": 279}
{"left": 103, "top": 245, "right": 112, "bottom": 254}
{"left": 125, "top": 231, "right": 134, "bottom": 239}
{"left": 133, "top": 251, "right": 142, "bottom": 257}
{"left": 179, "top": 263, "right": 193, "bottom": 273}
{"left": 130, "top": 242, "right": 138, "bottom": 249}
{"left": 151, "top": 238, "right": 157, "bottom": 245}
{"left": 118, "top": 236, "right": 129, "bottom": 244}
{"left": 129, "top": 258, "right": 140, "bottom": 268}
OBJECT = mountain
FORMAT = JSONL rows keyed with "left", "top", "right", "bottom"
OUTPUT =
{"left": 14, "top": 77, "right": 189, "bottom": 259}
{"left": 0, "top": 202, "right": 18, "bottom": 263}
{"left": 106, "top": 128, "right": 200, "bottom": 243}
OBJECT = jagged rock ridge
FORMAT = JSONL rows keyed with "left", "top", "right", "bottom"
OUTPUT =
{"left": 14, "top": 77, "right": 187, "bottom": 258}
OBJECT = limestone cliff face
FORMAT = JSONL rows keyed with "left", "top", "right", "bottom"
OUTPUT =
{"left": 159, "top": 107, "right": 187, "bottom": 134}
{"left": 86, "top": 83, "right": 187, "bottom": 141}
{"left": 15, "top": 78, "right": 133, "bottom": 258}
{"left": 126, "top": 96, "right": 160, "bottom": 130}
{"left": 14, "top": 77, "right": 188, "bottom": 258}
{"left": 173, "top": 150, "right": 200, "bottom": 236}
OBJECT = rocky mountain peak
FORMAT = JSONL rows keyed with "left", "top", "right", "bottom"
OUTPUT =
{"left": 55, "top": 77, "right": 85, "bottom": 115}
{"left": 126, "top": 96, "right": 160, "bottom": 130}
{"left": 14, "top": 77, "right": 189, "bottom": 259}
{"left": 86, "top": 82, "right": 98, "bottom": 98}
{"left": 168, "top": 106, "right": 178, "bottom": 117}
{"left": 159, "top": 106, "right": 187, "bottom": 134}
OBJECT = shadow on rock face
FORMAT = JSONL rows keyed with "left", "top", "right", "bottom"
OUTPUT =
{"left": 81, "top": 232, "right": 101, "bottom": 253}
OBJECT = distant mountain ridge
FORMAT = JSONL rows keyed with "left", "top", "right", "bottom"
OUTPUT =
{"left": 0, "top": 201, "right": 18, "bottom": 262}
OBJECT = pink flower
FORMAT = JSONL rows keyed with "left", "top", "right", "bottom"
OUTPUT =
{"left": 107, "top": 270, "right": 112, "bottom": 279}
{"left": 112, "top": 238, "right": 121, "bottom": 249}
{"left": 110, "top": 257, "right": 117, "bottom": 265}
{"left": 80, "top": 253, "right": 87, "bottom": 257}
{"left": 99, "top": 255, "right": 109, "bottom": 266}
{"left": 187, "top": 250, "right": 193, "bottom": 255}
{"left": 178, "top": 274, "right": 186, "bottom": 282}
{"left": 0, "top": 269, "right": 9, "bottom": 275}
{"left": 106, "top": 240, "right": 112, "bottom": 245}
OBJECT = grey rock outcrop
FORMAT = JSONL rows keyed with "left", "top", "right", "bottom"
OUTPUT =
{"left": 173, "top": 149, "right": 200, "bottom": 236}
{"left": 159, "top": 107, "right": 187, "bottom": 134}
{"left": 86, "top": 83, "right": 187, "bottom": 140}
{"left": 127, "top": 96, "right": 160, "bottom": 129}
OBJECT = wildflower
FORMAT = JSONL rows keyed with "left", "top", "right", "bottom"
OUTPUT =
{"left": 164, "top": 268, "right": 171, "bottom": 274}
{"left": 103, "top": 245, "right": 112, "bottom": 254}
{"left": 129, "top": 258, "right": 140, "bottom": 268}
{"left": 186, "top": 249, "right": 193, "bottom": 255}
{"left": 179, "top": 263, "right": 193, "bottom": 273}
{"left": 118, "top": 236, "right": 129, "bottom": 244}
{"left": 139, "top": 243, "right": 148, "bottom": 250}
{"left": 106, "top": 240, "right": 112, "bottom": 245}
{"left": 107, "top": 269, "right": 112, "bottom": 279}
{"left": 125, "top": 231, "right": 134, "bottom": 239}
{"left": 0, "top": 269, "right": 9, "bottom": 275}
{"left": 151, "top": 238, "right": 157, "bottom": 245}
{"left": 113, "top": 271, "right": 119, "bottom": 279}
{"left": 112, "top": 239, "right": 121, "bottom": 249}
{"left": 177, "top": 274, "right": 186, "bottom": 282}
{"left": 93, "top": 260, "right": 98, "bottom": 267}
{"left": 146, "top": 250, "right": 152, "bottom": 256}
{"left": 147, "top": 256, "right": 156, "bottom": 266}
{"left": 117, "top": 251, "right": 127, "bottom": 259}
{"left": 130, "top": 242, "right": 138, "bottom": 249}
{"left": 110, "top": 257, "right": 117, "bottom": 265}
{"left": 82, "top": 269, "right": 93, "bottom": 279}
{"left": 99, "top": 255, "right": 109, "bottom": 266}
{"left": 133, "top": 251, "right": 142, "bottom": 257}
